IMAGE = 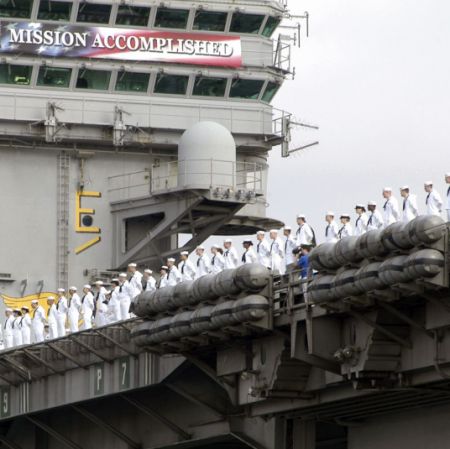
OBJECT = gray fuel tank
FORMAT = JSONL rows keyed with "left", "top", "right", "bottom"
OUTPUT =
{"left": 234, "top": 264, "right": 270, "bottom": 291}
{"left": 404, "top": 249, "right": 445, "bottom": 279}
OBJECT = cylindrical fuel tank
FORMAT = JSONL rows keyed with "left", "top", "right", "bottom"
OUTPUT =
{"left": 333, "top": 269, "right": 364, "bottom": 298}
{"left": 152, "top": 286, "right": 176, "bottom": 313}
{"left": 211, "top": 301, "right": 240, "bottom": 328}
{"left": 131, "top": 290, "right": 158, "bottom": 317}
{"left": 211, "top": 269, "right": 241, "bottom": 297}
{"left": 232, "top": 296, "right": 269, "bottom": 322}
{"left": 192, "top": 275, "right": 219, "bottom": 302}
{"left": 310, "top": 242, "right": 340, "bottom": 271}
{"left": 404, "top": 249, "right": 445, "bottom": 279}
{"left": 172, "top": 281, "right": 196, "bottom": 308}
{"left": 307, "top": 275, "right": 336, "bottom": 302}
{"left": 169, "top": 311, "right": 196, "bottom": 339}
{"left": 405, "top": 215, "right": 447, "bottom": 246}
{"left": 355, "top": 262, "right": 387, "bottom": 292}
{"left": 149, "top": 317, "right": 173, "bottom": 344}
{"left": 190, "top": 306, "right": 215, "bottom": 333}
{"left": 378, "top": 255, "right": 412, "bottom": 284}
{"left": 234, "top": 264, "right": 270, "bottom": 291}
{"left": 130, "top": 321, "right": 151, "bottom": 344}
{"left": 334, "top": 236, "right": 363, "bottom": 265}
{"left": 381, "top": 222, "right": 413, "bottom": 251}
{"left": 356, "top": 230, "right": 388, "bottom": 259}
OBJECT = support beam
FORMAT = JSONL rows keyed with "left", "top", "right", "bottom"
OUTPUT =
{"left": 69, "top": 336, "right": 113, "bottom": 363}
{"left": 94, "top": 330, "right": 137, "bottom": 357}
{"left": 0, "top": 358, "right": 30, "bottom": 382}
{"left": 71, "top": 405, "right": 141, "bottom": 449}
{"left": 47, "top": 342, "right": 88, "bottom": 369}
{"left": 120, "top": 395, "right": 191, "bottom": 441}
{"left": 26, "top": 417, "right": 83, "bottom": 449}
{"left": 0, "top": 435, "right": 23, "bottom": 449}
{"left": 22, "top": 349, "right": 64, "bottom": 375}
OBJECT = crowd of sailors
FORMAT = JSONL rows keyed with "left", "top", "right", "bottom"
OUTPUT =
{"left": 1, "top": 177, "right": 449, "bottom": 350}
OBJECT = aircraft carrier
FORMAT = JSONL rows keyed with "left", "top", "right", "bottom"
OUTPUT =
{"left": 1, "top": 1, "right": 450, "bottom": 449}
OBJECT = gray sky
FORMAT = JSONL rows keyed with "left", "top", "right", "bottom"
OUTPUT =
{"left": 268, "top": 0, "right": 450, "bottom": 239}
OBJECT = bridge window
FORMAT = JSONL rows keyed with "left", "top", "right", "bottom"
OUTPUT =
{"left": 0, "top": 64, "right": 32, "bottom": 86}
{"left": 230, "top": 12, "right": 265, "bottom": 34}
{"left": 154, "top": 74, "right": 189, "bottom": 95}
{"left": 262, "top": 81, "right": 280, "bottom": 103}
{"left": 76, "top": 69, "right": 111, "bottom": 90}
{"left": 0, "top": 0, "right": 32, "bottom": 18}
{"left": 230, "top": 79, "right": 264, "bottom": 100}
{"left": 193, "top": 76, "right": 227, "bottom": 97}
{"left": 38, "top": 0, "right": 72, "bottom": 21}
{"left": 193, "top": 10, "right": 228, "bottom": 32}
{"left": 77, "top": 3, "right": 111, "bottom": 24}
{"left": 37, "top": 67, "right": 72, "bottom": 88}
{"left": 116, "top": 5, "right": 150, "bottom": 26}
{"left": 262, "top": 16, "right": 281, "bottom": 37}
{"left": 115, "top": 71, "right": 149, "bottom": 93}
{"left": 154, "top": 7, "right": 189, "bottom": 29}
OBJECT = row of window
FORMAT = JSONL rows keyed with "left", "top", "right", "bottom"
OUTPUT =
{"left": 0, "top": 63, "right": 280, "bottom": 102}
{"left": 0, "top": 0, "right": 281, "bottom": 37}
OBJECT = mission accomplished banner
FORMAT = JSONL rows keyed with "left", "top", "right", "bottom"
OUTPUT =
{"left": 0, "top": 22, "right": 242, "bottom": 67}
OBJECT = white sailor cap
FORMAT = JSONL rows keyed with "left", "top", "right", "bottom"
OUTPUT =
{"left": 111, "top": 278, "right": 119, "bottom": 283}
{"left": 128, "top": 263, "right": 137, "bottom": 268}
{"left": 297, "top": 214, "right": 306, "bottom": 219}
{"left": 368, "top": 201, "right": 377, "bottom": 206}
{"left": 69, "top": 286, "right": 77, "bottom": 291}
{"left": 21, "top": 306, "right": 29, "bottom": 311}
{"left": 161, "top": 265, "right": 169, "bottom": 271}
{"left": 167, "top": 257, "right": 176, "bottom": 263}
{"left": 118, "top": 273, "right": 127, "bottom": 278}
{"left": 224, "top": 238, "right": 233, "bottom": 244}
{"left": 31, "top": 300, "right": 39, "bottom": 305}
{"left": 400, "top": 185, "right": 409, "bottom": 190}
{"left": 83, "top": 284, "right": 91, "bottom": 290}
{"left": 256, "top": 230, "right": 265, "bottom": 235}
{"left": 57, "top": 288, "right": 65, "bottom": 293}
{"left": 445, "top": 172, "right": 450, "bottom": 177}
{"left": 340, "top": 213, "right": 351, "bottom": 219}
{"left": 424, "top": 180, "right": 433, "bottom": 186}
{"left": 180, "top": 251, "right": 189, "bottom": 256}
{"left": 284, "top": 226, "right": 292, "bottom": 231}
{"left": 5, "top": 308, "right": 12, "bottom": 312}
{"left": 144, "top": 269, "right": 153, "bottom": 274}
{"left": 95, "top": 280, "right": 104, "bottom": 285}
{"left": 13, "top": 308, "right": 21, "bottom": 313}
{"left": 47, "top": 296, "right": 55, "bottom": 301}
{"left": 383, "top": 187, "right": 392, "bottom": 192}
{"left": 212, "top": 244, "right": 221, "bottom": 249}
{"left": 269, "top": 229, "right": 278, "bottom": 234}
{"left": 326, "top": 211, "right": 335, "bottom": 216}
{"left": 196, "top": 245, "right": 205, "bottom": 250}
{"left": 355, "top": 204, "right": 365, "bottom": 209}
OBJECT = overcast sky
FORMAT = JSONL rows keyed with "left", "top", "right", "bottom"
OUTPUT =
{"left": 267, "top": 0, "right": 450, "bottom": 239}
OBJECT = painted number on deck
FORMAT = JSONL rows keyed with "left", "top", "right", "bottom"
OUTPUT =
{"left": 1, "top": 387, "right": 10, "bottom": 418}
{"left": 119, "top": 357, "right": 130, "bottom": 390}
{"left": 93, "top": 363, "right": 104, "bottom": 395}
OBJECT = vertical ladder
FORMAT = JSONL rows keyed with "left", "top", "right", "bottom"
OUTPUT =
{"left": 56, "top": 151, "right": 70, "bottom": 288}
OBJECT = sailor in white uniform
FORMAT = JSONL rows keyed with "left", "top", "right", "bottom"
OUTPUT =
{"left": 12, "top": 309, "right": 23, "bottom": 347}
{"left": 56, "top": 288, "right": 68, "bottom": 338}
{"left": 81, "top": 285, "right": 95, "bottom": 330}
{"left": 158, "top": 266, "right": 169, "bottom": 289}
{"left": 195, "top": 246, "right": 211, "bottom": 279}
{"left": 94, "top": 281, "right": 108, "bottom": 327}
{"left": 400, "top": 186, "right": 419, "bottom": 222}
{"left": 283, "top": 226, "right": 297, "bottom": 269}
{"left": 223, "top": 239, "right": 239, "bottom": 269}
{"left": 142, "top": 269, "right": 157, "bottom": 292}
{"left": 382, "top": 187, "right": 400, "bottom": 226}
{"left": 256, "top": 231, "right": 271, "bottom": 268}
{"left": 68, "top": 286, "right": 81, "bottom": 333}
{"left": 167, "top": 258, "right": 183, "bottom": 286}
{"left": 118, "top": 273, "right": 132, "bottom": 320}
{"left": 210, "top": 245, "right": 225, "bottom": 274}
{"left": 127, "top": 262, "right": 143, "bottom": 298}
{"left": 367, "top": 201, "right": 384, "bottom": 230}
{"left": 424, "top": 181, "right": 443, "bottom": 217}
{"left": 31, "top": 300, "right": 46, "bottom": 343}
{"left": 446, "top": 172, "right": 450, "bottom": 222}
{"left": 107, "top": 279, "right": 122, "bottom": 323}
{"left": 354, "top": 204, "right": 368, "bottom": 236}
{"left": 269, "top": 229, "right": 285, "bottom": 275}
{"left": 295, "top": 214, "right": 315, "bottom": 247}
{"left": 3, "top": 309, "right": 14, "bottom": 349}
{"left": 46, "top": 296, "right": 58, "bottom": 339}
{"left": 20, "top": 306, "right": 32, "bottom": 345}
{"left": 324, "top": 211, "right": 339, "bottom": 243}
{"left": 241, "top": 240, "right": 258, "bottom": 264}
{"left": 338, "top": 214, "right": 353, "bottom": 239}
{"left": 178, "top": 252, "right": 196, "bottom": 281}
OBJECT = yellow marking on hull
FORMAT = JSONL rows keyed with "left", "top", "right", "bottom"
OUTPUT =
{"left": 75, "top": 236, "right": 101, "bottom": 255}
{"left": 1, "top": 292, "right": 56, "bottom": 315}
{"left": 76, "top": 190, "right": 101, "bottom": 233}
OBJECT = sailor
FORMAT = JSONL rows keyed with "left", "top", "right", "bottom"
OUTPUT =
{"left": 241, "top": 240, "right": 257, "bottom": 264}
{"left": 382, "top": 187, "right": 400, "bottom": 226}
{"left": 94, "top": 281, "right": 108, "bottom": 327}
{"left": 107, "top": 279, "right": 121, "bottom": 323}
{"left": 167, "top": 258, "right": 182, "bottom": 286}
{"left": 12, "top": 309, "right": 23, "bottom": 347}
{"left": 178, "top": 252, "right": 196, "bottom": 281}
{"left": 20, "top": 306, "right": 32, "bottom": 345}
{"left": 295, "top": 214, "right": 315, "bottom": 247}
{"left": 324, "top": 211, "right": 339, "bottom": 243}
{"left": 400, "top": 186, "right": 419, "bottom": 222}
{"left": 424, "top": 181, "right": 443, "bottom": 217}
{"left": 256, "top": 231, "right": 271, "bottom": 269}
{"left": 283, "top": 226, "right": 297, "bottom": 269}
{"left": 127, "top": 262, "right": 143, "bottom": 298}
{"left": 46, "top": 296, "right": 58, "bottom": 339}
{"left": 446, "top": 172, "right": 450, "bottom": 222}
{"left": 118, "top": 273, "right": 132, "bottom": 320}
{"left": 31, "top": 300, "right": 46, "bottom": 343}
{"left": 3, "top": 309, "right": 14, "bottom": 349}
{"left": 56, "top": 288, "right": 68, "bottom": 338}
{"left": 158, "top": 266, "right": 169, "bottom": 289}
{"left": 195, "top": 246, "right": 211, "bottom": 279}
{"left": 269, "top": 229, "right": 285, "bottom": 275}
{"left": 210, "top": 245, "right": 225, "bottom": 274}
{"left": 367, "top": 201, "right": 384, "bottom": 230}
{"left": 80, "top": 285, "right": 95, "bottom": 329}
{"left": 67, "top": 286, "right": 81, "bottom": 333}
{"left": 354, "top": 204, "right": 368, "bottom": 236}
{"left": 338, "top": 214, "right": 353, "bottom": 239}
{"left": 142, "top": 269, "right": 157, "bottom": 292}
{"left": 223, "top": 239, "right": 239, "bottom": 269}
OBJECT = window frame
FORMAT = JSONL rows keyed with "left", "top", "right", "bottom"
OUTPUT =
{"left": 36, "top": 65, "right": 73, "bottom": 89}
{"left": 153, "top": 72, "right": 191, "bottom": 97}
{"left": 114, "top": 70, "right": 151, "bottom": 95}
{"left": 36, "top": 0, "right": 73, "bottom": 22}
{"left": 229, "top": 12, "right": 266, "bottom": 35}
{"left": 229, "top": 77, "right": 266, "bottom": 101}
{"left": 75, "top": 2, "right": 113, "bottom": 25}
{"left": 261, "top": 15, "right": 281, "bottom": 38}
{"left": 153, "top": 6, "right": 191, "bottom": 31}
{"left": 0, "top": 63, "right": 34, "bottom": 87}
{"left": 0, "top": 0, "right": 33, "bottom": 19}
{"left": 114, "top": 4, "right": 151, "bottom": 28}
{"left": 191, "top": 75, "right": 229, "bottom": 98}
{"left": 261, "top": 80, "right": 280, "bottom": 103}
{"left": 75, "top": 67, "right": 112, "bottom": 92}
{"left": 192, "top": 10, "right": 229, "bottom": 33}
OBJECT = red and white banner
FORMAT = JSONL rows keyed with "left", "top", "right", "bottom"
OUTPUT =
{"left": 0, "top": 22, "right": 243, "bottom": 68}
